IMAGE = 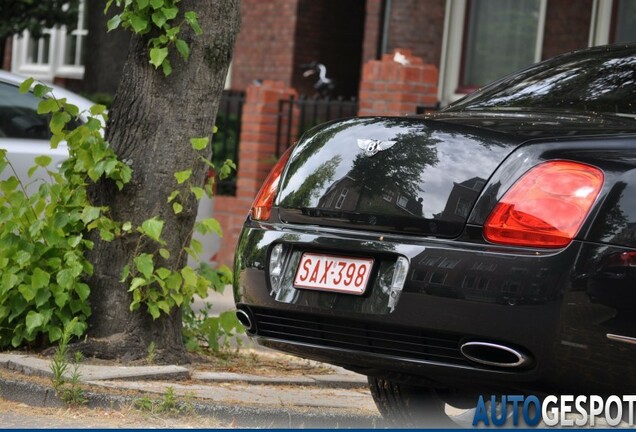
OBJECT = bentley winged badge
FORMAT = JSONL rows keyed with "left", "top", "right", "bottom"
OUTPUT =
{"left": 357, "top": 139, "right": 397, "bottom": 157}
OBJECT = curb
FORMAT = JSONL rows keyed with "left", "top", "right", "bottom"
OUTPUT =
{"left": 0, "top": 376, "right": 382, "bottom": 428}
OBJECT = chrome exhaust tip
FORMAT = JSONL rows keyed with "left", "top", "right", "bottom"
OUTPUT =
{"left": 236, "top": 309, "right": 254, "bottom": 333}
{"left": 460, "top": 341, "right": 531, "bottom": 368}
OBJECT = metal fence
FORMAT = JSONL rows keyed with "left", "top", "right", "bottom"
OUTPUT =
{"left": 213, "top": 90, "right": 245, "bottom": 195}
{"left": 276, "top": 95, "right": 359, "bottom": 157}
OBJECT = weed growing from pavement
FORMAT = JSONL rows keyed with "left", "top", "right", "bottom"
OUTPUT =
{"left": 146, "top": 341, "right": 156, "bottom": 365}
{"left": 50, "top": 319, "right": 87, "bottom": 406}
{"left": 133, "top": 387, "right": 195, "bottom": 416}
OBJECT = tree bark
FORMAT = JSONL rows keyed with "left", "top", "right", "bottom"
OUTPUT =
{"left": 84, "top": 0, "right": 240, "bottom": 364}
{"left": 81, "top": 0, "right": 131, "bottom": 96}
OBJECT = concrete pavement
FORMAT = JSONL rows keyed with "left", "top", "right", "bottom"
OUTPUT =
{"left": 0, "top": 352, "right": 381, "bottom": 428}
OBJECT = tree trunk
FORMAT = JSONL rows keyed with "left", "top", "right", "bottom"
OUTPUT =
{"left": 84, "top": 0, "right": 240, "bottom": 364}
{"left": 81, "top": 0, "right": 131, "bottom": 96}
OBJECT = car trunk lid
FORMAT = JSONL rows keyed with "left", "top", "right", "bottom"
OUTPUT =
{"left": 276, "top": 116, "right": 521, "bottom": 238}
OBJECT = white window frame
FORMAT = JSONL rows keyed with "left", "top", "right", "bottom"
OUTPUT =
{"left": 588, "top": 0, "right": 636, "bottom": 46}
{"left": 11, "top": 0, "right": 86, "bottom": 82}
{"left": 438, "top": 0, "right": 548, "bottom": 107}
{"left": 589, "top": 0, "right": 614, "bottom": 46}
{"left": 57, "top": 0, "right": 88, "bottom": 78}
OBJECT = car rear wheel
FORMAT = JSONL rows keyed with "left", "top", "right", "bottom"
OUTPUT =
{"left": 367, "top": 377, "right": 456, "bottom": 427}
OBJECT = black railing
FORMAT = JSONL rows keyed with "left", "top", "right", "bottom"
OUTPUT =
{"left": 415, "top": 102, "right": 441, "bottom": 115}
{"left": 276, "top": 95, "right": 358, "bottom": 157}
{"left": 213, "top": 90, "right": 245, "bottom": 195}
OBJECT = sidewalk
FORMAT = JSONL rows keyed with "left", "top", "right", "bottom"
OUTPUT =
{"left": 0, "top": 352, "right": 381, "bottom": 428}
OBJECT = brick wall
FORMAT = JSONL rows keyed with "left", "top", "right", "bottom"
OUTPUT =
{"left": 542, "top": 0, "right": 593, "bottom": 60}
{"left": 358, "top": 49, "right": 438, "bottom": 117}
{"left": 213, "top": 81, "right": 297, "bottom": 267}
{"left": 2, "top": 37, "right": 11, "bottom": 70}
{"left": 362, "top": 0, "right": 384, "bottom": 63}
{"left": 385, "top": 0, "right": 446, "bottom": 69}
{"left": 230, "top": 0, "right": 300, "bottom": 90}
{"left": 292, "top": 0, "right": 365, "bottom": 97}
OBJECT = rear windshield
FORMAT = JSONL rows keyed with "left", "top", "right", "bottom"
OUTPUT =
{"left": 445, "top": 44, "right": 636, "bottom": 116}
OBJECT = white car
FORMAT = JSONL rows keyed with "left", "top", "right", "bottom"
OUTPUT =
{"left": 0, "top": 70, "right": 95, "bottom": 186}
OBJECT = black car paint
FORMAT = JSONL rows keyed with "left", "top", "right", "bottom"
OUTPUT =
{"left": 234, "top": 45, "right": 636, "bottom": 397}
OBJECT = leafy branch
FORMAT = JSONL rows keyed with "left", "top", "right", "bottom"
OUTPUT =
{"left": 105, "top": 0, "right": 202, "bottom": 76}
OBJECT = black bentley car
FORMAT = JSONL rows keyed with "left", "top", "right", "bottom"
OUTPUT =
{"left": 233, "top": 44, "right": 636, "bottom": 425}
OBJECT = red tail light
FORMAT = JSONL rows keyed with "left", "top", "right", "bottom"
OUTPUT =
{"left": 484, "top": 161, "right": 604, "bottom": 248}
{"left": 250, "top": 149, "right": 292, "bottom": 221}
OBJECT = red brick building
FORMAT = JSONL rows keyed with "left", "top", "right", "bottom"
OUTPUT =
{"left": 5, "top": 0, "right": 635, "bottom": 105}
{"left": 4, "top": 0, "right": 636, "bottom": 265}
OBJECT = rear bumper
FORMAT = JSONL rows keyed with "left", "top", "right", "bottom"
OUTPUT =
{"left": 234, "top": 220, "right": 636, "bottom": 395}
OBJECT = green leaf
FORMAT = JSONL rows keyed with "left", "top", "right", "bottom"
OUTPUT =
{"left": 155, "top": 267, "right": 171, "bottom": 280}
{"left": 32, "top": 268, "right": 50, "bottom": 289}
{"left": 190, "top": 137, "right": 209, "bottom": 150}
{"left": 174, "top": 169, "right": 192, "bottom": 184}
{"left": 19, "top": 284, "right": 37, "bottom": 302}
{"left": 175, "top": 39, "right": 189, "bottom": 60}
{"left": 199, "top": 218, "right": 222, "bottom": 236}
{"left": 157, "top": 300, "right": 171, "bottom": 314}
{"left": 34, "top": 155, "right": 52, "bottom": 167}
{"left": 159, "top": 248, "right": 170, "bottom": 259}
{"left": 148, "top": 303, "right": 160, "bottom": 320}
{"left": 136, "top": 0, "right": 149, "bottom": 8}
{"left": 81, "top": 206, "right": 101, "bottom": 224}
{"left": 50, "top": 111, "right": 71, "bottom": 134}
{"left": 129, "top": 14, "right": 149, "bottom": 33}
{"left": 90, "top": 104, "right": 107, "bottom": 115}
{"left": 172, "top": 202, "right": 183, "bottom": 214}
{"left": 107, "top": 14, "right": 122, "bottom": 31}
{"left": 161, "top": 58, "right": 172, "bottom": 76}
{"left": 32, "top": 84, "right": 52, "bottom": 98}
{"left": 48, "top": 326, "right": 63, "bottom": 343}
{"left": 181, "top": 266, "right": 197, "bottom": 287}
{"left": 149, "top": 47, "right": 168, "bottom": 68}
{"left": 75, "top": 283, "right": 90, "bottom": 301}
{"left": 135, "top": 253, "right": 154, "bottom": 279}
{"left": 190, "top": 186, "right": 204, "bottom": 199}
{"left": 185, "top": 11, "right": 202, "bottom": 34}
{"left": 151, "top": 10, "right": 166, "bottom": 28}
{"left": 1, "top": 176, "right": 19, "bottom": 193}
{"left": 167, "top": 190, "right": 179, "bottom": 203}
{"left": 129, "top": 277, "right": 147, "bottom": 292}
{"left": 170, "top": 291, "right": 183, "bottom": 306}
{"left": 150, "top": 0, "right": 164, "bottom": 8}
{"left": 25, "top": 311, "right": 45, "bottom": 334}
{"left": 37, "top": 98, "right": 59, "bottom": 114}
{"left": 141, "top": 217, "right": 164, "bottom": 242}
{"left": 162, "top": 6, "right": 178, "bottom": 19}
{"left": 122, "top": 221, "right": 132, "bottom": 232}
{"left": 28, "top": 165, "right": 38, "bottom": 178}
{"left": 120, "top": 264, "right": 131, "bottom": 282}
{"left": 57, "top": 269, "right": 74, "bottom": 289}
{"left": 190, "top": 238, "right": 203, "bottom": 255}
{"left": 19, "top": 77, "right": 34, "bottom": 94}
{"left": 65, "top": 103, "right": 80, "bottom": 117}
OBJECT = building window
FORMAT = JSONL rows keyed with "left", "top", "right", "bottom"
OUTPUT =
{"left": 382, "top": 189, "right": 395, "bottom": 202}
{"left": 589, "top": 0, "right": 636, "bottom": 46}
{"left": 12, "top": 0, "right": 87, "bottom": 81}
{"left": 611, "top": 0, "right": 636, "bottom": 42}
{"left": 397, "top": 194, "right": 408, "bottom": 208}
{"left": 335, "top": 188, "right": 349, "bottom": 209}
{"left": 440, "top": 0, "right": 547, "bottom": 105}
{"left": 455, "top": 197, "right": 471, "bottom": 217}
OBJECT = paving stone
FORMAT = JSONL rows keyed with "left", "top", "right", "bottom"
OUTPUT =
{"left": 191, "top": 371, "right": 317, "bottom": 385}
{"left": 90, "top": 380, "right": 378, "bottom": 413}
{"left": 0, "top": 356, "right": 190, "bottom": 381}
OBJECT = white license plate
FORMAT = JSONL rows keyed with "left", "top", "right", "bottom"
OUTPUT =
{"left": 293, "top": 253, "right": 374, "bottom": 295}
